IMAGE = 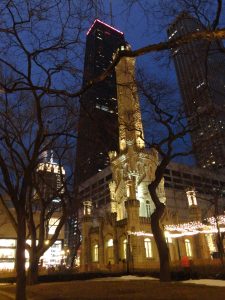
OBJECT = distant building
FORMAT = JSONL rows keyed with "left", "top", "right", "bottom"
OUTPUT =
{"left": 0, "top": 157, "right": 67, "bottom": 270}
{"left": 78, "top": 162, "right": 225, "bottom": 216}
{"left": 75, "top": 19, "right": 125, "bottom": 185}
{"left": 36, "top": 154, "right": 65, "bottom": 203}
{"left": 168, "top": 12, "right": 225, "bottom": 170}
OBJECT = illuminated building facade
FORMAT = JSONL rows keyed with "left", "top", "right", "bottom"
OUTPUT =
{"left": 168, "top": 12, "right": 225, "bottom": 170}
{"left": 0, "top": 198, "right": 66, "bottom": 270}
{"left": 80, "top": 44, "right": 225, "bottom": 272}
{"left": 0, "top": 158, "right": 66, "bottom": 270}
{"left": 78, "top": 162, "right": 225, "bottom": 213}
{"left": 75, "top": 19, "right": 125, "bottom": 185}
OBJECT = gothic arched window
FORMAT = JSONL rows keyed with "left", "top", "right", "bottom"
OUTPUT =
{"left": 144, "top": 238, "right": 152, "bottom": 258}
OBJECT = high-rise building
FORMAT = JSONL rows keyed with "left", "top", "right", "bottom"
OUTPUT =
{"left": 75, "top": 19, "right": 125, "bottom": 185}
{"left": 36, "top": 154, "right": 65, "bottom": 203}
{"left": 168, "top": 12, "right": 225, "bottom": 170}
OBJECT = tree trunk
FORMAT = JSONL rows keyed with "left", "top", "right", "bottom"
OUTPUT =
{"left": 27, "top": 249, "right": 39, "bottom": 285}
{"left": 16, "top": 214, "right": 27, "bottom": 300}
{"left": 215, "top": 202, "right": 224, "bottom": 268}
{"left": 151, "top": 204, "right": 171, "bottom": 282}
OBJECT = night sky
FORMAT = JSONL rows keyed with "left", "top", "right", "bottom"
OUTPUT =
{"left": 76, "top": 1, "right": 225, "bottom": 166}
{"left": 95, "top": 1, "right": 225, "bottom": 166}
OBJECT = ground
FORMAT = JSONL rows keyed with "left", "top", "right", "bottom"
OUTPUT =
{"left": 1, "top": 276, "right": 225, "bottom": 300}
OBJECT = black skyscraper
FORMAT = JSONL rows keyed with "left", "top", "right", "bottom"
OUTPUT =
{"left": 75, "top": 20, "right": 125, "bottom": 185}
{"left": 168, "top": 13, "right": 225, "bottom": 170}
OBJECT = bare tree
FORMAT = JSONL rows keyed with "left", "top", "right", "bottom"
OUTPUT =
{"left": 0, "top": 1, "right": 224, "bottom": 297}
{"left": 0, "top": 202, "right": 8, "bottom": 228}
{"left": 0, "top": 88, "right": 78, "bottom": 296}
{"left": 117, "top": 0, "right": 225, "bottom": 281}
{"left": 198, "top": 185, "right": 225, "bottom": 266}
{"left": 136, "top": 71, "right": 194, "bottom": 281}
{"left": 0, "top": 1, "right": 95, "bottom": 299}
{"left": 25, "top": 150, "right": 74, "bottom": 285}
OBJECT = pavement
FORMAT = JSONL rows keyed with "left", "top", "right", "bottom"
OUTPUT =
{"left": 0, "top": 289, "right": 15, "bottom": 300}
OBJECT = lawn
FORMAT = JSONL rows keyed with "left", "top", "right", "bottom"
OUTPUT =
{"left": 1, "top": 278, "right": 225, "bottom": 300}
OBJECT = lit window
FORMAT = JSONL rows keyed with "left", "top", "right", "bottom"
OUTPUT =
{"left": 165, "top": 231, "right": 172, "bottom": 243}
{"left": 146, "top": 201, "right": 151, "bottom": 217}
{"left": 52, "top": 198, "right": 61, "bottom": 203}
{"left": 95, "top": 104, "right": 110, "bottom": 112}
{"left": 144, "top": 238, "right": 152, "bottom": 258}
{"left": 206, "top": 234, "right": 216, "bottom": 253}
{"left": 168, "top": 29, "right": 178, "bottom": 39}
{"left": 107, "top": 239, "right": 113, "bottom": 247}
{"left": 107, "top": 238, "right": 114, "bottom": 262}
{"left": 186, "top": 189, "right": 197, "bottom": 206}
{"left": 173, "top": 48, "right": 180, "bottom": 55}
{"left": 83, "top": 200, "right": 92, "bottom": 215}
{"left": 123, "top": 239, "right": 127, "bottom": 259}
{"left": 196, "top": 81, "right": 205, "bottom": 89}
{"left": 41, "top": 240, "right": 62, "bottom": 267}
{"left": 0, "top": 239, "right": 16, "bottom": 247}
{"left": 0, "top": 248, "right": 15, "bottom": 259}
{"left": 93, "top": 244, "right": 99, "bottom": 262}
{"left": 185, "top": 239, "right": 192, "bottom": 257}
{"left": 48, "top": 218, "right": 59, "bottom": 235}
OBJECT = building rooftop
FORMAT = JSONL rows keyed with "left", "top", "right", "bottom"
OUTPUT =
{"left": 86, "top": 19, "right": 124, "bottom": 36}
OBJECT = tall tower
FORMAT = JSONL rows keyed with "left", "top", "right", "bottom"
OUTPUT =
{"left": 109, "top": 43, "right": 165, "bottom": 220}
{"left": 115, "top": 43, "right": 145, "bottom": 152}
{"left": 168, "top": 12, "right": 225, "bottom": 170}
{"left": 75, "top": 19, "right": 125, "bottom": 186}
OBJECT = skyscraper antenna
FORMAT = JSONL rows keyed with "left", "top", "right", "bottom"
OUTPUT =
{"left": 109, "top": 0, "right": 113, "bottom": 26}
{"left": 94, "top": 0, "right": 98, "bottom": 19}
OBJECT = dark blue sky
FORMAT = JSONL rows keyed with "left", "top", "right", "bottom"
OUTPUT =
{"left": 86, "top": 1, "right": 225, "bottom": 166}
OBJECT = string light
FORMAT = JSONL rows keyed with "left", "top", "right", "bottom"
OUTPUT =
{"left": 207, "top": 215, "right": 225, "bottom": 226}
{"left": 165, "top": 221, "right": 204, "bottom": 232}
{"left": 127, "top": 231, "right": 153, "bottom": 237}
{"left": 164, "top": 215, "right": 225, "bottom": 238}
{"left": 125, "top": 215, "right": 225, "bottom": 239}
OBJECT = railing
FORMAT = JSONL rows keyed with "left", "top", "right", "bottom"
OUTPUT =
{"left": 139, "top": 217, "right": 151, "bottom": 224}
